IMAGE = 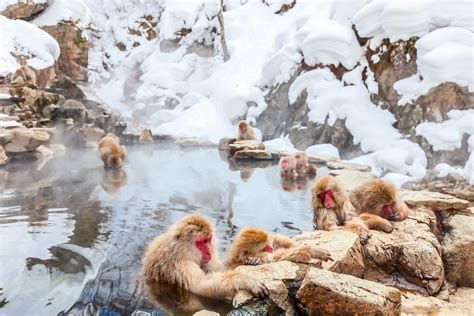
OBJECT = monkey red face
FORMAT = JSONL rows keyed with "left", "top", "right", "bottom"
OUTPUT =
{"left": 195, "top": 235, "right": 212, "bottom": 263}
{"left": 263, "top": 242, "right": 273, "bottom": 253}
{"left": 239, "top": 123, "right": 247, "bottom": 133}
{"left": 281, "top": 159, "right": 289, "bottom": 170}
{"left": 382, "top": 202, "right": 396, "bottom": 219}
{"left": 295, "top": 154, "right": 302, "bottom": 166}
{"left": 318, "top": 189, "right": 335, "bottom": 208}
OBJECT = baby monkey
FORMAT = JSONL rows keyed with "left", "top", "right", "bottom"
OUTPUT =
{"left": 226, "top": 227, "right": 331, "bottom": 269}
{"left": 98, "top": 134, "right": 127, "bottom": 169}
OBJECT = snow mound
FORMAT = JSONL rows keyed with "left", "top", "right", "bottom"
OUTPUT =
{"left": 354, "top": 0, "right": 473, "bottom": 42}
{"left": 305, "top": 144, "right": 340, "bottom": 158}
{"left": 0, "top": 16, "right": 60, "bottom": 75}
{"left": 264, "top": 137, "right": 297, "bottom": 153}
{"left": 416, "top": 109, "right": 474, "bottom": 151}
{"left": 289, "top": 68, "right": 427, "bottom": 179}
{"left": 33, "top": 0, "right": 93, "bottom": 27}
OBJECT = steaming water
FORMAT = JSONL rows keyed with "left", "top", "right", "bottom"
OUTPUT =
{"left": 0, "top": 144, "right": 328, "bottom": 315}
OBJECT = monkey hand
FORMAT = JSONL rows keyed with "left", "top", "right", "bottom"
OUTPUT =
{"left": 379, "top": 220, "right": 394, "bottom": 233}
{"left": 241, "top": 277, "right": 269, "bottom": 298}
{"left": 308, "top": 246, "right": 332, "bottom": 261}
{"left": 243, "top": 257, "right": 262, "bottom": 266}
{"left": 359, "top": 229, "right": 370, "bottom": 245}
{"left": 389, "top": 211, "right": 402, "bottom": 221}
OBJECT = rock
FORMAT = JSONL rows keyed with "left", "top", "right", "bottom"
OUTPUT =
{"left": 293, "top": 230, "right": 365, "bottom": 278}
{"left": 441, "top": 211, "right": 474, "bottom": 287}
{"left": 327, "top": 161, "right": 372, "bottom": 172}
{"left": 296, "top": 268, "right": 400, "bottom": 316}
{"left": 447, "top": 172, "right": 465, "bottom": 183}
{"left": 41, "top": 23, "right": 89, "bottom": 83}
{"left": 79, "top": 126, "right": 105, "bottom": 143}
{"left": 401, "top": 288, "right": 474, "bottom": 315}
{"left": 399, "top": 189, "right": 469, "bottom": 211}
{"left": 60, "top": 99, "right": 89, "bottom": 122}
{"left": 0, "top": 127, "right": 50, "bottom": 153}
{"left": 139, "top": 128, "right": 153, "bottom": 144}
{"left": 233, "top": 149, "right": 273, "bottom": 160}
{"left": 193, "top": 311, "right": 220, "bottom": 316}
{"left": 233, "top": 261, "right": 302, "bottom": 314}
{"left": 306, "top": 154, "right": 340, "bottom": 164}
{"left": 0, "top": 145, "right": 8, "bottom": 165}
{"left": 228, "top": 140, "right": 265, "bottom": 156}
{"left": 35, "top": 145, "right": 52, "bottom": 158}
{"left": 0, "top": 1, "right": 48, "bottom": 20}
{"left": 218, "top": 137, "right": 236, "bottom": 150}
{"left": 329, "top": 169, "right": 374, "bottom": 191}
{"left": 363, "top": 206, "right": 445, "bottom": 295}
{"left": 176, "top": 138, "right": 215, "bottom": 147}
{"left": 48, "top": 77, "right": 86, "bottom": 100}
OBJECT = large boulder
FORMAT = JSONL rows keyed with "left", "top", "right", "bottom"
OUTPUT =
{"left": 0, "top": 127, "right": 50, "bottom": 153}
{"left": 401, "top": 287, "right": 474, "bottom": 315}
{"left": 296, "top": 268, "right": 401, "bottom": 316}
{"left": 233, "top": 149, "right": 273, "bottom": 160}
{"left": 330, "top": 168, "right": 374, "bottom": 191}
{"left": 363, "top": 206, "right": 445, "bottom": 296}
{"left": 0, "top": 1, "right": 49, "bottom": 20}
{"left": 228, "top": 140, "right": 265, "bottom": 156}
{"left": 60, "top": 99, "right": 89, "bottom": 122}
{"left": 399, "top": 190, "right": 470, "bottom": 211}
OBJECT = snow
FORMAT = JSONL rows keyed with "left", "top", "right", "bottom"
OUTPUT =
{"left": 416, "top": 109, "right": 474, "bottom": 151}
{"left": 0, "top": 16, "right": 60, "bottom": 75}
{"left": 33, "top": 0, "right": 93, "bottom": 27}
{"left": 305, "top": 144, "right": 340, "bottom": 158}
{"left": 264, "top": 136, "right": 297, "bottom": 153}
{"left": 0, "top": 121, "right": 22, "bottom": 127}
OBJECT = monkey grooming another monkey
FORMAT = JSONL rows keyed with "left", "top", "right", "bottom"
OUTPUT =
{"left": 311, "top": 176, "right": 369, "bottom": 242}
{"left": 279, "top": 156, "right": 297, "bottom": 179}
{"left": 143, "top": 214, "right": 268, "bottom": 300}
{"left": 226, "top": 227, "right": 331, "bottom": 269}
{"left": 294, "top": 152, "right": 316, "bottom": 178}
{"left": 349, "top": 179, "right": 409, "bottom": 232}
{"left": 98, "top": 134, "right": 127, "bottom": 169}
{"left": 11, "top": 65, "right": 36, "bottom": 86}
{"left": 237, "top": 120, "right": 256, "bottom": 141}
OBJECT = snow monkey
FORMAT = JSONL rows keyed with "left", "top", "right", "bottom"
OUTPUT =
{"left": 142, "top": 214, "right": 269, "bottom": 300}
{"left": 237, "top": 120, "right": 256, "bottom": 141}
{"left": 311, "top": 176, "right": 370, "bottom": 242}
{"left": 11, "top": 65, "right": 36, "bottom": 86}
{"left": 349, "top": 179, "right": 409, "bottom": 232}
{"left": 279, "top": 156, "right": 297, "bottom": 179}
{"left": 294, "top": 152, "right": 317, "bottom": 178}
{"left": 98, "top": 134, "right": 127, "bottom": 169}
{"left": 226, "top": 227, "right": 331, "bottom": 269}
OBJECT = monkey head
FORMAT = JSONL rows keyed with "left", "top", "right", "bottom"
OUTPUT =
{"left": 174, "top": 214, "right": 214, "bottom": 264}
{"left": 232, "top": 227, "right": 273, "bottom": 259}
{"left": 311, "top": 176, "right": 346, "bottom": 210}
{"left": 107, "top": 154, "right": 123, "bottom": 169}
{"left": 279, "top": 156, "right": 296, "bottom": 172}
{"left": 368, "top": 180, "right": 402, "bottom": 220}
{"left": 238, "top": 121, "right": 248, "bottom": 133}
{"left": 294, "top": 152, "right": 306, "bottom": 168}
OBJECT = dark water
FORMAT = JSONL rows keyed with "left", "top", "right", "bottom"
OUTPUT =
{"left": 0, "top": 144, "right": 328, "bottom": 315}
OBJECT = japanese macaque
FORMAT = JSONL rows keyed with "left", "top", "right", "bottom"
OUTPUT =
{"left": 101, "top": 169, "right": 127, "bottom": 195}
{"left": 280, "top": 177, "right": 296, "bottom": 192}
{"left": 11, "top": 65, "right": 36, "bottom": 86}
{"left": 294, "top": 152, "right": 316, "bottom": 178}
{"left": 142, "top": 214, "right": 268, "bottom": 300}
{"left": 226, "top": 227, "right": 331, "bottom": 269}
{"left": 98, "top": 134, "right": 127, "bottom": 169}
{"left": 349, "top": 179, "right": 409, "bottom": 232}
{"left": 311, "top": 176, "right": 369, "bottom": 242}
{"left": 237, "top": 120, "right": 256, "bottom": 141}
{"left": 279, "top": 156, "right": 297, "bottom": 179}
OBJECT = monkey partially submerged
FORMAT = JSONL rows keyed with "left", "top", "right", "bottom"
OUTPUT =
{"left": 143, "top": 214, "right": 268, "bottom": 300}
{"left": 98, "top": 134, "right": 127, "bottom": 169}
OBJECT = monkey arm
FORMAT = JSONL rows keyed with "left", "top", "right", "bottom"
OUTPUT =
{"left": 203, "top": 257, "right": 225, "bottom": 272}
{"left": 183, "top": 262, "right": 268, "bottom": 299}
{"left": 269, "top": 234, "right": 295, "bottom": 249}
{"left": 359, "top": 213, "right": 393, "bottom": 233}
{"left": 313, "top": 208, "right": 340, "bottom": 231}
{"left": 272, "top": 245, "right": 331, "bottom": 263}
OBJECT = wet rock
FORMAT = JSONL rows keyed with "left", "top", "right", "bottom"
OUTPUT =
{"left": 297, "top": 268, "right": 400, "bottom": 316}
{"left": 329, "top": 168, "right": 374, "bottom": 191}
{"left": 228, "top": 140, "right": 265, "bottom": 156}
{"left": 293, "top": 230, "right": 365, "bottom": 278}
{"left": 139, "top": 128, "right": 153, "bottom": 144}
{"left": 0, "top": 1, "right": 49, "bottom": 20}
{"left": 441, "top": 210, "right": 474, "bottom": 287}
{"left": 363, "top": 206, "right": 445, "bottom": 295}
{"left": 79, "top": 126, "right": 105, "bottom": 143}
{"left": 401, "top": 287, "right": 474, "bottom": 315}
{"left": 233, "top": 261, "right": 301, "bottom": 314}
{"left": 41, "top": 23, "right": 89, "bottom": 83}
{"left": 327, "top": 161, "right": 371, "bottom": 172}
{"left": 399, "top": 190, "right": 469, "bottom": 211}
{"left": 0, "top": 127, "right": 50, "bottom": 153}
{"left": 35, "top": 145, "right": 52, "bottom": 158}
{"left": 60, "top": 99, "right": 89, "bottom": 122}
{"left": 48, "top": 77, "right": 86, "bottom": 100}
{"left": 42, "top": 104, "right": 60, "bottom": 120}
{"left": 218, "top": 137, "right": 236, "bottom": 150}
{"left": 176, "top": 138, "right": 215, "bottom": 147}
{"left": 0, "top": 145, "right": 8, "bottom": 165}
{"left": 233, "top": 149, "right": 273, "bottom": 160}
